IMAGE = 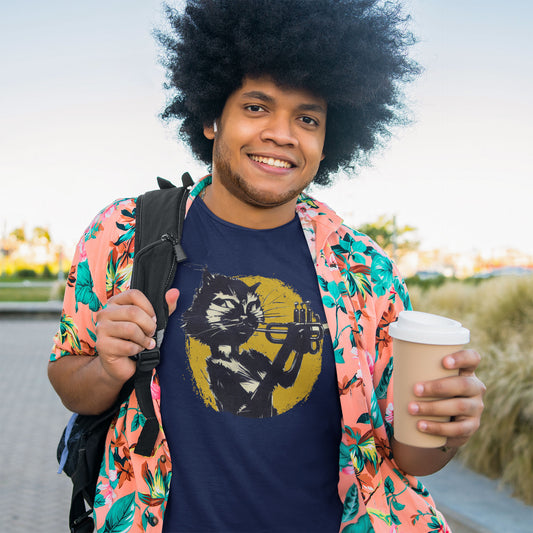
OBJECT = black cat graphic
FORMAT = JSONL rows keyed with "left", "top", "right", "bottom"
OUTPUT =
{"left": 182, "top": 270, "right": 324, "bottom": 417}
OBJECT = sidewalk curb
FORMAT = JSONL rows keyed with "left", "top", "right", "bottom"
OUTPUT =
{"left": 422, "top": 459, "right": 533, "bottom": 533}
{"left": 0, "top": 301, "right": 63, "bottom": 318}
{"left": 437, "top": 504, "right": 494, "bottom": 533}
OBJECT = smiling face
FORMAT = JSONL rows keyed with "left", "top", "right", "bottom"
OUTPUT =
{"left": 203, "top": 77, "right": 327, "bottom": 229}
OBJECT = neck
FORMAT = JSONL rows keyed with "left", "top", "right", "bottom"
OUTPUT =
{"left": 203, "top": 179, "right": 298, "bottom": 229}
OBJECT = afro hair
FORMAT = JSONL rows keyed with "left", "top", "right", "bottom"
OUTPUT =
{"left": 157, "top": 0, "right": 420, "bottom": 185}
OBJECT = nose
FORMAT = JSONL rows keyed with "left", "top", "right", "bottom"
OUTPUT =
{"left": 260, "top": 112, "right": 298, "bottom": 147}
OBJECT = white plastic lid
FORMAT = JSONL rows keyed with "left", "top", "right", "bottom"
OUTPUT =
{"left": 389, "top": 310, "right": 470, "bottom": 345}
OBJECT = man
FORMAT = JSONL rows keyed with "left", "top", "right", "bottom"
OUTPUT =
{"left": 49, "top": 1, "right": 485, "bottom": 531}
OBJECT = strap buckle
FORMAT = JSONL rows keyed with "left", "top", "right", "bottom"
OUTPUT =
{"left": 135, "top": 348, "right": 160, "bottom": 373}
{"left": 71, "top": 510, "right": 94, "bottom": 533}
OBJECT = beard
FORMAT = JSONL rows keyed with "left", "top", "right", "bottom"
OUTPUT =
{"left": 212, "top": 136, "right": 313, "bottom": 209}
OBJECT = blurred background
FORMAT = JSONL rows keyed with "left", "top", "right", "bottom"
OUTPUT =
{"left": 0, "top": 1, "right": 532, "bottom": 530}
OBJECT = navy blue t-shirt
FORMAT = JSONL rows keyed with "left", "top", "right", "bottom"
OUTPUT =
{"left": 159, "top": 198, "right": 342, "bottom": 532}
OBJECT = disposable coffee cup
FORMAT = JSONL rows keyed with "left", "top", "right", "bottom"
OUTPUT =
{"left": 389, "top": 310, "right": 470, "bottom": 448}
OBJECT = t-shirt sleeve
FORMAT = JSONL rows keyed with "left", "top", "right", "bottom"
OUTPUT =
{"left": 50, "top": 199, "right": 136, "bottom": 362}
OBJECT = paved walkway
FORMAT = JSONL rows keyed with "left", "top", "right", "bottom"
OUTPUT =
{"left": 0, "top": 319, "right": 71, "bottom": 532}
{"left": 1, "top": 312, "right": 532, "bottom": 532}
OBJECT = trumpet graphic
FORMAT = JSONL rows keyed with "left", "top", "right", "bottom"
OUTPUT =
{"left": 256, "top": 301, "right": 328, "bottom": 354}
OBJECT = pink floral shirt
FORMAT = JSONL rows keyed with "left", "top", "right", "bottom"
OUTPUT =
{"left": 51, "top": 175, "right": 450, "bottom": 532}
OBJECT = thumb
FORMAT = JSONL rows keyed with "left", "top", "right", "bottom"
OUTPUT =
{"left": 165, "top": 288, "right": 180, "bottom": 316}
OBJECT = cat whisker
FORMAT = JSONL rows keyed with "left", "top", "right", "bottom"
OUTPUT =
{"left": 262, "top": 313, "right": 284, "bottom": 320}
{"left": 259, "top": 290, "right": 284, "bottom": 307}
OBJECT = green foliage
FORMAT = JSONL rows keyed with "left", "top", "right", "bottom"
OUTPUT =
{"left": 0, "top": 286, "right": 52, "bottom": 302}
{"left": 15, "top": 268, "right": 38, "bottom": 279}
{"left": 359, "top": 215, "right": 418, "bottom": 256}
{"left": 41, "top": 264, "right": 54, "bottom": 279}
{"left": 459, "top": 345, "right": 533, "bottom": 505}
{"left": 10, "top": 227, "right": 26, "bottom": 241}
{"left": 32, "top": 226, "right": 51, "bottom": 242}
{"left": 473, "top": 276, "right": 533, "bottom": 354}
{"left": 410, "top": 275, "right": 533, "bottom": 504}
{"left": 405, "top": 273, "right": 448, "bottom": 291}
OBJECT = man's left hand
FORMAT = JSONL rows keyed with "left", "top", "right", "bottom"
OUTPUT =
{"left": 408, "top": 349, "right": 486, "bottom": 448}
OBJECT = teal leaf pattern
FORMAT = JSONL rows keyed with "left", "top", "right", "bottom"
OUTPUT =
{"left": 413, "top": 479, "right": 430, "bottom": 498}
{"left": 369, "top": 391, "right": 384, "bottom": 428}
{"left": 87, "top": 327, "right": 97, "bottom": 344}
{"left": 341, "top": 483, "right": 360, "bottom": 522}
{"left": 375, "top": 359, "right": 393, "bottom": 400}
{"left": 370, "top": 254, "right": 393, "bottom": 298}
{"left": 323, "top": 295, "right": 336, "bottom": 308}
{"left": 75, "top": 260, "right": 102, "bottom": 312}
{"left": 98, "top": 493, "right": 136, "bottom": 533}
{"left": 333, "top": 337, "right": 345, "bottom": 364}
{"left": 341, "top": 513, "right": 374, "bottom": 532}
{"left": 131, "top": 411, "right": 146, "bottom": 432}
{"left": 94, "top": 492, "right": 106, "bottom": 509}
{"left": 317, "top": 274, "right": 328, "bottom": 292}
{"left": 393, "top": 276, "right": 412, "bottom": 310}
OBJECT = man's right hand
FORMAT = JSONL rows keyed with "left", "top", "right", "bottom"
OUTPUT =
{"left": 48, "top": 288, "right": 179, "bottom": 415}
{"left": 95, "top": 289, "right": 158, "bottom": 384}
{"left": 95, "top": 288, "right": 180, "bottom": 384}
{"left": 95, "top": 288, "right": 181, "bottom": 383}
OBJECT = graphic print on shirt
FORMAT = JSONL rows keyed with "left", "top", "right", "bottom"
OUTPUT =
{"left": 182, "top": 269, "right": 327, "bottom": 417}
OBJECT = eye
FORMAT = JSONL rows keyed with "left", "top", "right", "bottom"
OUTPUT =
{"left": 213, "top": 298, "right": 235, "bottom": 310}
{"left": 299, "top": 115, "right": 319, "bottom": 127}
{"left": 245, "top": 104, "right": 266, "bottom": 113}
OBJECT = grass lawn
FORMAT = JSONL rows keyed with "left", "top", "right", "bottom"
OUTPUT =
{"left": 0, "top": 285, "right": 55, "bottom": 302}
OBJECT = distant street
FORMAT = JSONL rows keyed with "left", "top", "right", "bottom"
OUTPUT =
{"left": 0, "top": 319, "right": 71, "bottom": 532}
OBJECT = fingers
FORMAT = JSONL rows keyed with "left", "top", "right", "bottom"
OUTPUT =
{"left": 409, "top": 349, "right": 486, "bottom": 446}
{"left": 165, "top": 288, "right": 180, "bottom": 316}
{"left": 96, "top": 319, "right": 156, "bottom": 355}
{"left": 442, "top": 349, "right": 482, "bottom": 376}
{"left": 409, "top": 394, "right": 483, "bottom": 420}
{"left": 101, "top": 289, "right": 156, "bottom": 326}
{"left": 414, "top": 373, "right": 484, "bottom": 400}
{"left": 408, "top": 394, "right": 484, "bottom": 448}
{"left": 416, "top": 416, "right": 481, "bottom": 448}
{"left": 94, "top": 288, "right": 180, "bottom": 385}
{"left": 95, "top": 289, "right": 158, "bottom": 382}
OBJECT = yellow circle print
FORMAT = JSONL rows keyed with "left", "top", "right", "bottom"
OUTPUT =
{"left": 185, "top": 274, "right": 323, "bottom": 416}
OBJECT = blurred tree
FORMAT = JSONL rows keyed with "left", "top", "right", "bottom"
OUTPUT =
{"left": 33, "top": 226, "right": 51, "bottom": 243}
{"left": 10, "top": 227, "right": 26, "bottom": 241}
{"left": 359, "top": 215, "right": 418, "bottom": 259}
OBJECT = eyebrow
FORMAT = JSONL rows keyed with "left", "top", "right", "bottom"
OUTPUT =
{"left": 241, "top": 91, "right": 327, "bottom": 115}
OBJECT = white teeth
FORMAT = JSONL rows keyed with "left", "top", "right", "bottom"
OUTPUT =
{"left": 250, "top": 155, "right": 292, "bottom": 168}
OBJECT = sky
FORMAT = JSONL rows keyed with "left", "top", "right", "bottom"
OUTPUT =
{"left": 1, "top": 0, "right": 532, "bottom": 256}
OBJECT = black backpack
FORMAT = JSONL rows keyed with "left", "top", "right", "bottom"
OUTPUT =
{"left": 56, "top": 172, "right": 194, "bottom": 533}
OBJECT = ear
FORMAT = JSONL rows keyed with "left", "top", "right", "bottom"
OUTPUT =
{"left": 202, "top": 269, "right": 215, "bottom": 284}
{"left": 249, "top": 282, "right": 261, "bottom": 292}
{"left": 203, "top": 122, "right": 216, "bottom": 140}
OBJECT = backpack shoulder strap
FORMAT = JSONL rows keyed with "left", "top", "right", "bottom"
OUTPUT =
{"left": 130, "top": 171, "right": 193, "bottom": 456}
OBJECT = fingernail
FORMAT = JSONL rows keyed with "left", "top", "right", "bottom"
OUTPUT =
{"left": 444, "top": 356, "right": 455, "bottom": 368}
{"left": 419, "top": 421, "right": 428, "bottom": 431}
{"left": 148, "top": 338, "right": 156, "bottom": 349}
{"left": 414, "top": 384, "right": 424, "bottom": 396}
{"left": 152, "top": 315, "right": 157, "bottom": 323}
{"left": 409, "top": 403, "right": 420, "bottom": 414}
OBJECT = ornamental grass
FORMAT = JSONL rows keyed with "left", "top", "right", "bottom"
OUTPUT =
{"left": 408, "top": 275, "right": 533, "bottom": 505}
